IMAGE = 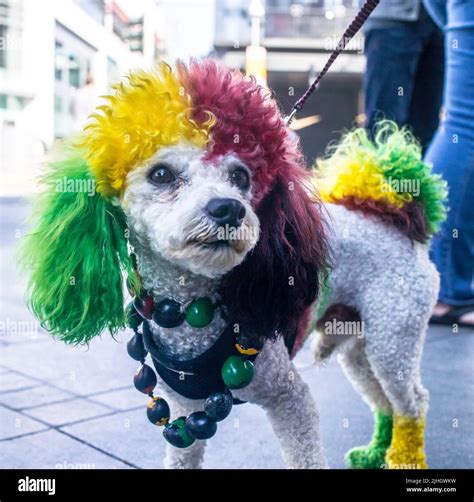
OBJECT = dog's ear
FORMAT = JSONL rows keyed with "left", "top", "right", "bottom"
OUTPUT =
{"left": 220, "top": 166, "right": 328, "bottom": 347}
{"left": 20, "top": 149, "right": 136, "bottom": 344}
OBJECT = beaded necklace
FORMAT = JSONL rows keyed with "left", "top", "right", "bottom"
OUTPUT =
{"left": 125, "top": 255, "right": 263, "bottom": 449}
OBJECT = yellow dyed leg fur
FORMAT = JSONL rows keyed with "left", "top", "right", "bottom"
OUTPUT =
{"left": 386, "top": 415, "right": 428, "bottom": 469}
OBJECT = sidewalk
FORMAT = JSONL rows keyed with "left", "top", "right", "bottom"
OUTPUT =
{"left": 1, "top": 199, "right": 473, "bottom": 469}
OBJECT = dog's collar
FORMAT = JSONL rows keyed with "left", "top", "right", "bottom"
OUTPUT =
{"left": 142, "top": 318, "right": 237, "bottom": 375}
{"left": 127, "top": 314, "right": 260, "bottom": 447}
{"left": 141, "top": 320, "right": 258, "bottom": 400}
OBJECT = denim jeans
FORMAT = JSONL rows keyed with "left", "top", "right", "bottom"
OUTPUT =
{"left": 363, "top": 4, "right": 445, "bottom": 150}
{"left": 423, "top": 0, "right": 474, "bottom": 306}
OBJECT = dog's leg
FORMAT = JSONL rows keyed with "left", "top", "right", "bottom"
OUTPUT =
{"left": 368, "top": 348, "right": 429, "bottom": 470}
{"left": 162, "top": 396, "right": 207, "bottom": 469}
{"left": 354, "top": 263, "right": 437, "bottom": 470}
{"left": 363, "top": 324, "right": 430, "bottom": 470}
{"left": 265, "top": 374, "right": 327, "bottom": 469}
{"left": 337, "top": 340, "right": 393, "bottom": 469}
{"left": 235, "top": 337, "right": 327, "bottom": 469}
{"left": 164, "top": 439, "right": 207, "bottom": 470}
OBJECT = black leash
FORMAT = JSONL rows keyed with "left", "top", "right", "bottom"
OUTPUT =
{"left": 285, "top": 0, "right": 381, "bottom": 125}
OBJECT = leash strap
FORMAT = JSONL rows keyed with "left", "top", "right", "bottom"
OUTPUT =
{"left": 285, "top": 0, "right": 380, "bottom": 125}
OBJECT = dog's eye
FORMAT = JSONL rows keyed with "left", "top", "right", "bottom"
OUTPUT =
{"left": 148, "top": 163, "right": 175, "bottom": 185}
{"left": 229, "top": 167, "right": 250, "bottom": 190}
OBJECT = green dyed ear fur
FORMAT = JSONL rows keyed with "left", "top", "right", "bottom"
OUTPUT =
{"left": 20, "top": 148, "right": 136, "bottom": 344}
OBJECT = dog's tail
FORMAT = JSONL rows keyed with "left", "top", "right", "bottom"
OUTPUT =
{"left": 314, "top": 121, "right": 447, "bottom": 242}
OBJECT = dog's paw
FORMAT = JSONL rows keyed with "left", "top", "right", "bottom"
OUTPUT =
{"left": 345, "top": 444, "right": 388, "bottom": 469}
{"left": 385, "top": 447, "right": 428, "bottom": 470}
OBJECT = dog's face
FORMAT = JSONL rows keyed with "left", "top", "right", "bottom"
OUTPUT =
{"left": 24, "top": 60, "right": 328, "bottom": 345}
{"left": 122, "top": 143, "right": 260, "bottom": 278}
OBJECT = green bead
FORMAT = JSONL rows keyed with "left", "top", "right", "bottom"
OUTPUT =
{"left": 185, "top": 298, "right": 214, "bottom": 328}
{"left": 221, "top": 355, "right": 254, "bottom": 389}
{"left": 163, "top": 417, "right": 195, "bottom": 448}
{"left": 125, "top": 302, "right": 142, "bottom": 330}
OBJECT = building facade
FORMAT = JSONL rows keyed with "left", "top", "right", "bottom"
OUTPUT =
{"left": 0, "top": 0, "right": 164, "bottom": 196}
{"left": 214, "top": 0, "right": 366, "bottom": 163}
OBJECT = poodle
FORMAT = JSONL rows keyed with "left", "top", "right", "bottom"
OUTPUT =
{"left": 22, "top": 60, "right": 446, "bottom": 469}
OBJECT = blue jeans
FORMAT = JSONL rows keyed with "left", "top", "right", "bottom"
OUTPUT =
{"left": 364, "top": 4, "right": 445, "bottom": 149}
{"left": 424, "top": 0, "right": 474, "bottom": 306}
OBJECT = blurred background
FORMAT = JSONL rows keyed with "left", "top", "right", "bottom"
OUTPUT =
{"left": 0, "top": 0, "right": 364, "bottom": 196}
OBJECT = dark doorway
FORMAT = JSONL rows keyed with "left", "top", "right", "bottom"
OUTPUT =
{"left": 268, "top": 71, "right": 363, "bottom": 166}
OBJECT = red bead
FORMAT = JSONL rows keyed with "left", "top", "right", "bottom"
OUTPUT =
{"left": 134, "top": 295, "right": 154, "bottom": 320}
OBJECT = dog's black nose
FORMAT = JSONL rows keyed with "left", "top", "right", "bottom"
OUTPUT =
{"left": 205, "top": 198, "right": 246, "bottom": 227}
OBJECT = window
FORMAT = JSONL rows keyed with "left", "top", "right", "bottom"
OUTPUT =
{"left": 68, "top": 54, "right": 80, "bottom": 88}
{"left": 54, "top": 95, "right": 62, "bottom": 113}
{"left": 55, "top": 41, "right": 63, "bottom": 81}
{"left": 0, "top": 24, "right": 7, "bottom": 68}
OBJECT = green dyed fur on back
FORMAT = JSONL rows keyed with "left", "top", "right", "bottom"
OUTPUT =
{"left": 20, "top": 149, "right": 137, "bottom": 344}
{"left": 373, "top": 123, "right": 447, "bottom": 234}
{"left": 321, "top": 122, "right": 448, "bottom": 236}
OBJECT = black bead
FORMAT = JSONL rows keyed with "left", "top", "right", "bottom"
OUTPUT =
{"left": 147, "top": 397, "right": 170, "bottom": 426}
{"left": 204, "top": 391, "right": 233, "bottom": 422}
{"left": 153, "top": 299, "right": 185, "bottom": 328}
{"left": 133, "top": 364, "right": 157, "bottom": 394}
{"left": 185, "top": 411, "right": 217, "bottom": 440}
{"left": 127, "top": 332, "right": 147, "bottom": 361}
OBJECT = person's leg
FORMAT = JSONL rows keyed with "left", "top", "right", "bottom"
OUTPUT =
{"left": 408, "top": 12, "right": 445, "bottom": 151}
{"left": 363, "top": 25, "right": 424, "bottom": 137}
{"left": 425, "top": 0, "right": 474, "bottom": 316}
{"left": 422, "top": 0, "right": 448, "bottom": 29}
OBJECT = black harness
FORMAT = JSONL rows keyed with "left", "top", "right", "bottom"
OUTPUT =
{"left": 142, "top": 320, "right": 256, "bottom": 400}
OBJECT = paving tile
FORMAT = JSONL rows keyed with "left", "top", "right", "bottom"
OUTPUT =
{"left": 0, "top": 404, "right": 47, "bottom": 440}
{"left": 0, "top": 332, "right": 138, "bottom": 396}
{"left": 62, "top": 408, "right": 165, "bottom": 469}
{"left": 62, "top": 402, "right": 286, "bottom": 469}
{"left": 24, "top": 398, "right": 111, "bottom": 427}
{"left": 0, "top": 384, "right": 74, "bottom": 410}
{"left": 1, "top": 429, "right": 132, "bottom": 469}
{"left": 89, "top": 387, "right": 146, "bottom": 411}
{"left": 0, "top": 372, "right": 39, "bottom": 393}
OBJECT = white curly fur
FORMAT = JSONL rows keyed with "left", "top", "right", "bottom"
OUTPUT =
{"left": 311, "top": 203, "right": 438, "bottom": 421}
